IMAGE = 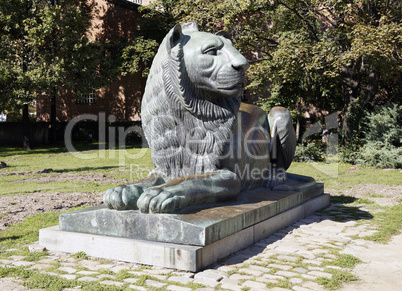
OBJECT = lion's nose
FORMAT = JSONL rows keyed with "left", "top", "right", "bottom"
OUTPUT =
{"left": 232, "top": 55, "right": 249, "bottom": 72}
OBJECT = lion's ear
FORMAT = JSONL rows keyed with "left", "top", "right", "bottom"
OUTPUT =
{"left": 216, "top": 30, "right": 232, "bottom": 41}
{"left": 166, "top": 24, "right": 183, "bottom": 53}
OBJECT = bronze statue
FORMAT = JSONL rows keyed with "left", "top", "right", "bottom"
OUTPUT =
{"left": 103, "top": 22, "right": 313, "bottom": 213}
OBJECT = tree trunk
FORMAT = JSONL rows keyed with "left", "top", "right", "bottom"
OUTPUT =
{"left": 295, "top": 118, "right": 300, "bottom": 142}
{"left": 22, "top": 104, "right": 31, "bottom": 150}
{"left": 340, "top": 60, "right": 362, "bottom": 143}
{"left": 342, "top": 99, "right": 354, "bottom": 143}
{"left": 295, "top": 98, "right": 302, "bottom": 142}
{"left": 341, "top": 61, "right": 379, "bottom": 143}
{"left": 50, "top": 89, "right": 57, "bottom": 144}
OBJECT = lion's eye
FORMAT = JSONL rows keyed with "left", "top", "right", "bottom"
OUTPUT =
{"left": 203, "top": 47, "right": 218, "bottom": 56}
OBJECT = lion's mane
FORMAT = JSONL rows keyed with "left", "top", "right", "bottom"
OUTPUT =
{"left": 141, "top": 24, "right": 241, "bottom": 179}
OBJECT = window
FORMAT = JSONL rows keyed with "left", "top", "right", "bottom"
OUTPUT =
{"left": 128, "top": 0, "right": 142, "bottom": 4}
{"left": 77, "top": 88, "right": 96, "bottom": 104}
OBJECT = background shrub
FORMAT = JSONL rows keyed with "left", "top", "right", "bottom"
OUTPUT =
{"left": 294, "top": 141, "right": 326, "bottom": 162}
{"left": 357, "top": 103, "right": 402, "bottom": 168}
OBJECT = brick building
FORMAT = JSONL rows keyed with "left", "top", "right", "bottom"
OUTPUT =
{"left": 36, "top": 0, "right": 149, "bottom": 122}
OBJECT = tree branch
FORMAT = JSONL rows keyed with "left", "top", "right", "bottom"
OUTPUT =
{"left": 276, "top": 0, "right": 319, "bottom": 41}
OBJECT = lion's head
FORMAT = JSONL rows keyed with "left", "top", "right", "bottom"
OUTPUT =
{"left": 181, "top": 23, "right": 249, "bottom": 100}
{"left": 141, "top": 23, "right": 249, "bottom": 178}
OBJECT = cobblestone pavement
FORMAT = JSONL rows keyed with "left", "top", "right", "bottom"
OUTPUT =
{"left": 1, "top": 201, "right": 401, "bottom": 291}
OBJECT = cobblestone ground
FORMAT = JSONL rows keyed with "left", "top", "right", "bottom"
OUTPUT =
{"left": 0, "top": 200, "right": 401, "bottom": 291}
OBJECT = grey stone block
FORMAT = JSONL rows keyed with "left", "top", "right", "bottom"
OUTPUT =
{"left": 59, "top": 274, "right": 77, "bottom": 280}
{"left": 58, "top": 267, "right": 77, "bottom": 274}
{"left": 59, "top": 184, "right": 324, "bottom": 246}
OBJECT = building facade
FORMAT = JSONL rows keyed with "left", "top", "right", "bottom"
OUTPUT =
{"left": 36, "top": 0, "right": 146, "bottom": 122}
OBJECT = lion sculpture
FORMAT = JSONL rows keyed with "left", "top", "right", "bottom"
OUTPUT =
{"left": 103, "top": 22, "right": 314, "bottom": 213}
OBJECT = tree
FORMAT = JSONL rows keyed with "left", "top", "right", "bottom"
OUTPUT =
{"left": 0, "top": 0, "right": 40, "bottom": 149}
{"left": 0, "top": 0, "right": 107, "bottom": 147}
{"left": 143, "top": 0, "right": 402, "bottom": 144}
{"left": 119, "top": 3, "right": 173, "bottom": 78}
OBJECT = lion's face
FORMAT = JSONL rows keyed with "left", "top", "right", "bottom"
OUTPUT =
{"left": 182, "top": 31, "right": 249, "bottom": 99}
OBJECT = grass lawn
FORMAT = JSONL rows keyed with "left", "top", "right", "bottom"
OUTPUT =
{"left": 288, "top": 161, "right": 401, "bottom": 188}
{"left": 0, "top": 143, "right": 153, "bottom": 197}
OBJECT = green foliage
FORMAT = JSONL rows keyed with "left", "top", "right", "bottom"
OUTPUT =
{"left": 358, "top": 104, "right": 402, "bottom": 168}
{"left": 362, "top": 103, "right": 402, "bottom": 148}
{"left": 0, "top": 0, "right": 101, "bottom": 110}
{"left": 119, "top": 2, "right": 177, "bottom": 78}
{"left": 340, "top": 143, "right": 363, "bottom": 164}
{"left": 358, "top": 146, "right": 402, "bottom": 169}
{"left": 294, "top": 141, "right": 326, "bottom": 162}
{"left": 0, "top": 0, "right": 133, "bottom": 138}
{"left": 120, "top": 37, "right": 159, "bottom": 77}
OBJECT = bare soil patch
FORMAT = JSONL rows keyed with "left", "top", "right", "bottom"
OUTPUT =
{"left": 0, "top": 169, "right": 136, "bottom": 231}
{"left": 327, "top": 184, "right": 402, "bottom": 206}
{"left": 2, "top": 170, "right": 132, "bottom": 185}
{"left": 0, "top": 191, "right": 103, "bottom": 231}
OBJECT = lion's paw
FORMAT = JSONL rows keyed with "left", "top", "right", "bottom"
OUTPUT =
{"left": 137, "top": 189, "right": 184, "bottom": 213}
{"left": 264, "top": 176, "right": 286, "bottom": 190}
{"left": 103, "top": 184, "right": 142, "bottom": 210}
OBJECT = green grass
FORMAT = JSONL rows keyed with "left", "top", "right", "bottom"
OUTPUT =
{"left": 0, "top": 206, "right": 87, "bottom": 251}
{"left": 0, "top": 266, "right": 126, "bottom": 290}
{"left": 364, "top": 203, "right": 402, "bottom": 243}
{"left": 1, "top": 148, "right": 152, "bottom": 174}
{"left": 0, "top": 145, "right": 152, "bottom": 197}
{"left": 323, "top": 254, "right": 362, "bottom": 269}
{"left": 317, "top": 269, "right": 359, "bottom": 290}
{"left": 288, "top": 162, "right": 402, "bottom": 188}
{"left": 71, "top": 251, "right": 89, "bottom": 260}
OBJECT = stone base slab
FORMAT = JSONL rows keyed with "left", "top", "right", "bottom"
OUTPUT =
{"left": 59, "top": 183, "right": 324, "bottom": 246}
{"left": 40, "top": 193, "right": 329, "bottom": 272}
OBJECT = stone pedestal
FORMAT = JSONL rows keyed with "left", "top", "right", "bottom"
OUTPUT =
{"left": 39, "top": 183, "right": 328, "bottom": 272}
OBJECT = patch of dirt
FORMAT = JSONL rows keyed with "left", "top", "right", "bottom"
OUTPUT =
{"left": 0, "top": 167, "right": 153, "bottom": 231}
{"left": 0, "top": 191, "right": 103, "bottom": 232}
{"left": 2, "top": 170, "right": 133, "bottom": 185}
{"left": 327, "top": 184, "right": 402, "bottom": 206}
